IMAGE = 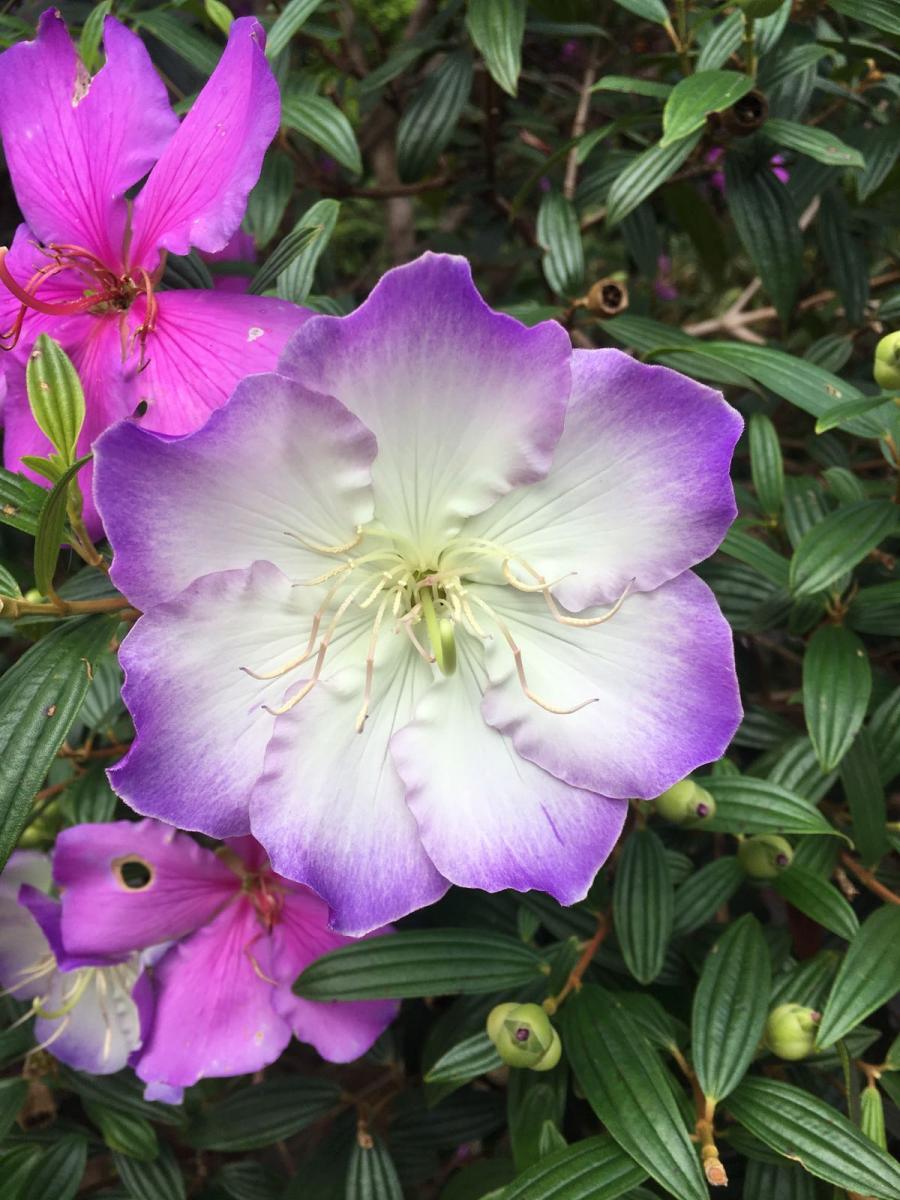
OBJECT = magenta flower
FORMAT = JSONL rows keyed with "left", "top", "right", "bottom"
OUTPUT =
{"left": 706, "top": 147, "right": 790, "bottom": 193}
{"left": 0, "top": 10, "right": 309, "bottom": 531}
{"left": 93, "top": 253, "right": 742, "bottom": 935}
{"left": 53, "top": 821, "right": 397, "bottom": 1100}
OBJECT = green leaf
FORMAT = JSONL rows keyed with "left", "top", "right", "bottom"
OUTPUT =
{"left": 870, "top": 687, "right": 900, "bottom": 784}
{"left": 688, "top": 776, "right": 841, "bottom": 838}
{"left": 204, "top": 0, "right": 233, "bottom": 35}
{"left": 789, "top": 501, "right": 899, "bottom": 597}
{"left": 281, "top": 91, "right": 362, "bottom": 175}
{"left": 743, "top": 1158, "right": 819, "bottom": 1200}
{"left": 0, "top": 1077, "right": 26, "bottom": 1141}
{"left": 814, "top": 392, "right": 894, "bottom": 434}
{"left": 187, "top": 1078, "right": 340, "bottom": 1151}
{"left": 606, "top": 132, "right": 701, "bottom": 227}
{"left": 397, "top": 51, "right": 473, "bottom": 182}
{"left": 724, "top": 153, "right": 802, "bottom": 323}
{"left": 276, "top": 199, "right": 341, "bottom": 304}
{"left": 217, "top": 1161, "right": 284, "bottom": 1200}
{"left": 135, "top": 11, "right": 220, "bottom": 76}
{"left": 610, "top": 0, "right": 670, "bottom": 21}
{"left": 25, "top": 334, "right": 85, "bottom": 467}
{"left": 85, "top": 1101, "right": 159, "bottom": 1162}
{"left": 33, "top": 453, "right": 92, "bottom": 596}
{"left": 661, "top": 70, "right": 753, "bottom": 147}
{"left": 692, "top": 915, "right": 771, "bottom": 1102}
{"left": 749, "top": 413, "right": 784, "bottom": 516}
{"left": 21, "top": 1136, "right": 87, "bottom": 1200}
{"left": 696, "top": 12, "right": 743, "bottom": 71}
{"left": 113, "top": 1145, "right": 186, "bottom": 1200}
{"left": 771, "top": 949, "right": 839, "bottom": 1009}
{"left": 466, "top": 0, "right": 526, "bottom": 96}
{"left": 0, "top": 467, "right": 48, "bottom": 537}
{"left": 592, "top": 75, "right": 672, "bottom": 98}
{"left": 57, "top": 1066, "right": 184, "bottom": 1127}
{"left": 497, "top": 1135, "right": 646, "bottom": 1200}
{"left": 536, "top": 191, "right": 584, "bottom": 297}
{"left": 246, "top": 150, "right": 294, "bottom": 247}
{"left": 818, "top": 187, "right": 869, "bottom": 325}
{"left": 613, "top": 829, "right": 673, "bottom": 984}
{"left": 249, "top": 202, "right": 336, "bottom": 295}
{"left": 816, "top": 906, "right": 900, "bottom": 1048}
{"left": 425, "top": 1031, "right": 502, "bottom": 1084}
{"left": 564, "top": 986, "right": 707, "bottom": 1200}
{"left": 672, "top": 857, "right": 744, "bottom": 935}
{"left": 802, "top": 625, "right": 871, "bottom": 771}
{"left": 265, "top": 0, "right": 326, "bottom": 58}
{"left": 346, "top": 1134, "right": 403, "bottom": 1200}
{"left": 763, "top": 118, "right": 865, "bottom": 169}
{"left": 295, "top": 930, "right": 545, "bottom": 999}
{"left": 840, "top": 728, "right": 888, "bottom": 865}
{"left": 0, "top": 615, "right": 115, "bottom": 869}
{"left": 772, "top": 864, "right": 859, "bottom": 941}
{"left": 79, "top": 0, "right": 112, "bottom": 71}
{"left": 861, "top": 1085, "right": 887, "bottom": 1151}
{"left": 161, "top": 249, "right": 215, "bottom": 290}
{"left": 509, "top": 1080, "right": 563, "bottom": 1172}
{"left": 728, "top": 1075, "right": 900, "bottom": 1199}
{"left": 720, "top": 527, "right": 790, "bottom": 586}
{"left": 826, "top": 0, "right": 900, "bottom": 36}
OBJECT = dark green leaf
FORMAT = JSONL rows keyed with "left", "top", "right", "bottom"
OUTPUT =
{"left": 266, "top": 0, "right": 327, "bottom": 58}
{"left": 57, "top": 1066, "right": 185, "bottom": 1126}
{"left": 816, "top": 905, "right": 900, "bottom": 1048}
{"left": 33, "top": 454, "right": 92, "bottom": 596}
{"left": 692, "top": 915, "right": 771, "bottom": 1102}
{"left": 85, "top": 1101, "right": 159, "bottom": 1162}
{"left": 346, "top": 1134, "right": 403, "bottom": 1200}
{"left": 802, "top": 625, "right": 871, "bottom": 770}
{"left": 276, "top": 199, "right": 341, "bottom": 304}
{"left": 536, "top": 192, "right": 584, "bottom": 297}
{"left": 790, "top": 501, "right": 898, "bottom": 596}
{"left": 113, "top": 1144, "right": 186, "bottom": 1200}
{"left": 605, "top": 133, "right": 702, "bottom": 228}
{"left": 498, "top": 1135, "right": 646, "bottom": 1200}
{"left": 0, "top": 616, "right": 115, "bottom": 869}
{"left": 661, "top": 71, "right": 753, "bottom": 147}
{"left": 772, "top": 864, "right": 859, "bottom": 941}
{"left": 246, "top": 150, "right": 294, "bottom": 247}
{"left": 0, "top": 1078, "right": 25, "bottom": 1141}
{"left": 466, "top": 0, "right": 526, "bottom": 96}
{"left": 610, "top": 0, "right": 669, "bottom": 21}
{"left": 281, "top": 92, "right": 362, "bottom": 175}
{"left": 672, "top": 857, "right": 744, "bottom": 935}
{"left": 187, "top": 1078, "right": 340, "bottom": 1150}
{"left": 826, "top": 0, "right": 900, "bottom": 36}
{"left": 613, "top": 829, "right": 673, "bottom": 984}
{"left": 135, "top": 11, "right": 219, "bottom": 76}
{"left": 22, "top": 1136, "right": 87, "bottom": 1200}
{"left": 764, "top": 118, "right": 864, "bottom": 169}
{"left": 424, "top": 1031, "right": 502, "bottom": 1084}
{"left": 728, "top": 1075, "right": 900, "bottom": 1198}
{"left": 720, "top": 527, "right": 790, "bottom": 586}
{"left": 743, "top": 1158, "right": 818, "bottom": 1200}
{"left": 564, "top": 986, "right": 707, "bottom": 1200}
{"left": 217, "top": 1161, "right": 284, "bottom": 1200}
{"left": 688, "top": 776, "right": 841, "bottom": 838}
{"left": 397, "top": 51, "right": 473, "bottom": 181}
{"left": 749, "top": 413, "right": 784, "bottom": 515}
{"left": 0, "top": 468, "right": 48, "bottom": 536}
{"left": 848, "top": 582, "right": 900, "bottom": 636}
{"left": 817, "top": 187, "right": 868, "bottom": 324}
{"left": 840, "top": 728, "right": 888, "bottom": 865}
{"left": 724, "top": 153, "right": 802, "bottom": 323}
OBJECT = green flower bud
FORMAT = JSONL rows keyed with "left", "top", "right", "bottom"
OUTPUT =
{"left": 764, "top": 1003, "right": 820, "bottom": 1060}
{"left": 531, "top": 1027, "right": 562, "bottom": 1072}
{"left": 874, "top": 331, "right": 900, "bottom": 392}
{"left": 654, "top": 779, "right": 716, "bottom": 824}
{"left": 486, "top": 1002, "right": 558, "bottom": 1069}
{"left": 738, "top": 834, "right": 793, "bottom": 879}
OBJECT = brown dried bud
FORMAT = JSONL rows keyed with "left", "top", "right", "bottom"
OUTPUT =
{"left": 586, "top": 278, "right": 629, "bottom": 317}
{"left": 721, "top": 90, "right": 768, "bottom": 136}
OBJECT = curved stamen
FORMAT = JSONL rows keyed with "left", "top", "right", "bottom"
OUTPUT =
{"left": 356, "top": 593, "right": 391, "bottom": 731}
{"left": 0, "top": 247, "right": 106, "bottom": 317}
{"left": 285, "top": 528, "right": 363, "bottom": 555}
{"left": 502, "top": 558, "right": 577, "bottom": 593}
{"left": 544, "top": 579, "right": 634, "bottom": 627}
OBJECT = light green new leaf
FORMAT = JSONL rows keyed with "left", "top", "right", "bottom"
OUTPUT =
{"left": 466, "top": 0, "right": 526, "bottom": 96}
{"left": 816, "top": 906, "right": 900, "bottom": 1048}
{"left": 26, "top": 334, "right": 85, "bottom": 467}
{"left": 661, "top": 71, "right": 754, "bottom": 147}
{"left": 692, "top": 915, "right": 771, "bottom": 1102}
{"left": 33, "top": 454, "right": 92, "bottom": 597}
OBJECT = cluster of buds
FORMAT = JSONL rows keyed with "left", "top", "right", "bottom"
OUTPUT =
{"left": 486, "top": 1003, "right": 562, "bottom": 1071}
{"left": 764, "top": 1004, "right": 821, "bottom": 1061}
{"left": 653, "top": 779, "right": 716, "bottom": 824}
{"left": 737, "top": 834, "right": 793, "bottom": 879}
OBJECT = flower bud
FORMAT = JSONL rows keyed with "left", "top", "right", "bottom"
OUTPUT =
{"left": 764, "top": 1003, "right": 820, "bottom": 1060}
{"left": 874, "top": 331, "right": 900, "bottom": 391}
{"left": 486, "top": 1002, "right": 559, "bottom": 1069}
{"left": 654, "top": 779, "right": 716, "bottom": 824}
{"left": 738, "top": 834, "right": 793, "bottom": 879}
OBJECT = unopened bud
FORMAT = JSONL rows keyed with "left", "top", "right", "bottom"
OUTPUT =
{"left": 764, "top": 1003, "right": 820, "bottom": 1061}
{"left": 874, "top": 331, "right": 900, "bottom": 392}
{"left": 654, "top": 779, "right": 716, "bottom": 824}
{"left": 486, "top": 1002, "right": 560, "bottom": 1070}
{"left": 738, "top": 834, "right": 793, "bottom": 879}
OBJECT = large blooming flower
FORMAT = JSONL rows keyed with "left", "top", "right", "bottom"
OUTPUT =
{"left": 53, "top": 821, "right": 397, "bottom": 1100}
{"left": 93, "top": 253, "right": 743, "bottom": 935}
{"left": 0, "top": 851, "right": 143, "bottom": 1073}
{"left": 0, "top": 10, "right": 309, "bottom": 531}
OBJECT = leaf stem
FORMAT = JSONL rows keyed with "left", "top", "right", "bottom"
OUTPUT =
{"left": 840, "top": 852, "right": 900, "bottom": 906}
{"left": 0, "top": 594, "right": 138, "bottom": 620}
{"left": 544, "top": 910, "right": 609, "bottom": 1012}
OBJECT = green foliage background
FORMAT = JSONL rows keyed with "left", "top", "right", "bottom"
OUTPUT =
{"left": 0, "top": 0, "right": 899, "bottom": 1197}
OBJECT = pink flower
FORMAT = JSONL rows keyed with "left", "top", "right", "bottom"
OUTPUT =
{"left": 0, "top": 10, "right": 310, "bottom": 532}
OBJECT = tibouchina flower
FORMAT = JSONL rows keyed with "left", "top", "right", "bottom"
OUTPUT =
{"left": 0, "top": 851, "right": 143, "bottom": 1073}
{"left": 0, "top": 10, "right": 309, "bottom": 531}
{"left": 53, "top": 821, "right": 398, "bottom": 1100}
{"left": 94, "top": 253, "right": 743, "bottom": 935}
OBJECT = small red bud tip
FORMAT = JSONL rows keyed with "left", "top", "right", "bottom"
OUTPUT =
{"left": 695, "top": 802, "right": 709, "bottom": 817}
{"left": 810, "top": 1011, "right": 821, "bottom": 1023}
{"left": 514, "top": 1027, "right": 530, "bottom": 1042}
{"left": 775, "top": 853, "right": 790, "bottom": 867}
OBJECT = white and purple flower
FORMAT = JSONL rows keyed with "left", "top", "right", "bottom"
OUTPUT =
{"left": 94, "top": 252, "right": 743, "bottom": 935}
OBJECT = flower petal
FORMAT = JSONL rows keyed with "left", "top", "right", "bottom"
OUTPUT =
{"left": 0, "top": 849, "right": 52, "bottom": 899}
{"left": 35, "top": 962, "right": 143, "bottom": 1075}
{"left": 0, "top": 896, "right": 53, "bottom": 1001}
{"left": 94, "top": 371, "right": 374, "bottom": 610}
{"left": 464, "top": 349, "right": 742, "bottom": 610}
{"left": 0, "top": 12, "right": 177, "bottom": 266}
{"left": 129, "top": 18, "right": 279, "bottom": 266}
{"left": 54, "top": 820, "right": 238, "bottom": 959}
{"left": 269, "top": 888, "right": 398, "bottom": 1062}
{"left": 478, "top": 572, "right": 742, "bottom": 800}
{"left": 134, "top": 899, "right": 291, "bottom": 1089}
{"left": 279, "top": 253, "right": 570, "bottom": 555}
{"left": 109, "top": 562, "right": 318, "bottom": 836}
{"left": 251, "top": 636, "right": 448, "bottom": 936}
{"left": 19, "top": 885, "right": 117, "bottom": 970}
{"left": 392, "top": 646, "right": 626, "bottom": 903}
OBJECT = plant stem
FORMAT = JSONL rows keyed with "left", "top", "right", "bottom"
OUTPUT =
{"left": 0, "top": 594, "right": 137, "bottom": 619}
{"left": 544, "top": 910, "right": 609, "bottom": 1012}
{"left": 839, "top": 852, "right": 900, "bottom": 906}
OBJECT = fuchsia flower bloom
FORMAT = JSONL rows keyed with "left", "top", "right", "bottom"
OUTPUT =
{"left": 53, "top": 821, "right": 397, "bottom": 1100}
{"left": 706, "top": 147, "right": 790, "bottom": 193}
{"left": 94, "top": 253, "right": 743, "bottom": 936}
{"left": 0, "top": 851, "right": 144, "bottom": 1073}
{"left": 0, "top": 10, "right": 309, "bottom": 531}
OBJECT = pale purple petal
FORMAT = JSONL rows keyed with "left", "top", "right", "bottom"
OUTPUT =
{"left": 134, "top": 899, "right": 291, "bottom": 1089}
{"left": 0, "top": 895, "right": 53, "bottom": 1001}
{"left": 35, "top": 961, "right": 143, "bottom": 1075}
{"left": 0, "top": 11, "right": 177, "bottom": 266}
{"left": 270, "top": 886, "right": 398, "bottom": 1062}
{"left": 0, "top": 849, "right": 52, "bottom": 900}
{"left": 109, "top": 563, "right": 320, "bottom": 836}
{"left": 94, "top": 372, "right": 374, "bottom": 610}
{"left": 464, "top": 349, "right": 742, "bottom": 610}
{"left": 129, "top": 18, "right": 279, "bottom": 267}
{"left": 478, "top": 572, "right": 742, "bottom": 800}
{"left": 278, "top": 253, "right": 571, "bottom": 553}
{"left": 54, "top": 820, "right": 239, "bottom": 959}
{"left": 392, "top": 647, "right": 627, "bottom": 903}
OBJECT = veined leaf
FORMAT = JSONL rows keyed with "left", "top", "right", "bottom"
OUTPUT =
{"left": 789, "top": 501, "right": 898, "bottom": 596}
{"left": 113, "top": 1144, "right": 186, "bottom": 1200}
{"left": 816, "top": 906, "right": 900, "bottom": 1048}
{"left": 266, "top": 0, "right": 326, "bottom": 58}
{"left": 466, "top": 0, "right": 526, "bottom": 96}
{"left": 33, "top": 454, "right": 92, "bottom": 596}
{"left": 21, "top": 1136, "right": 87, "bottom": 1200}
{"left": 725, "top": 153, "right": 802, "bottom": 323}
{"left": 840, "top": 728, "right": 888, "bottom": 865}
{"left": 536, "top": 191, "right": 584, "bottom": 297}
{"left": 186, "top": 1078, "right": 341, "bottom": 1151}
{"left": 613, "top": 829, "right": 673, "bottom": 984}
{"left": 346, "top": 1134, "right": 403, "bottom": 1200}
{"left": 424, "top": 1031, "right": 502, "bottom": 1084}
{"left": 672, "top": 857, "right": 744, "bottom": 935}
{"left": 498, "top": 1134, "right": 646, "bottom": 1200}
{"left": 802, "top": 625, "right": 871, "bottom": 770}
{"left": 605, "top": 132, "right": 701, "bottom": 227}
{"left": 772, "top": 864, "right": 859, "bottom": 941}
{"left": 763, "top": 118, "right": 864, "bottom": 169}
{"left": 397, "top": 51, "right": 473, "bottom": 182}
{"left": 281, "top": 91, "right": 362, "bottom": 175}
{"left": 688, "top": 776, "right": 841, "bottom": 839}
{"left": 25, "top": 334, "right": 85, "bottom": 466}
{"left": 661, "top": 70, "right": 753, "bottom": 147}
{"left": 749, "top": 413, "right": 784, "bottom": 516}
